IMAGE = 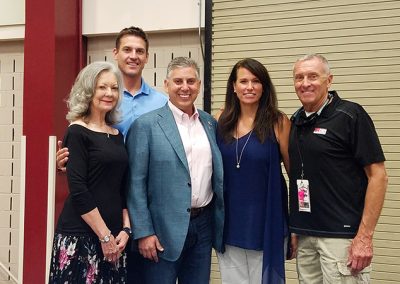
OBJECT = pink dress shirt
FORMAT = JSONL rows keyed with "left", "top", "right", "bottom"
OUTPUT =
{"left": 168, "top": 101, "right": 213, "bottom": 208}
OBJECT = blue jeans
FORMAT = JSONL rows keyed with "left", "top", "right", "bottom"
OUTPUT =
{"left": 126, "top": 240, "right": 145, "bottom": 284}
{"left": 143, "top": 208, "right": 212, "bottom": 284}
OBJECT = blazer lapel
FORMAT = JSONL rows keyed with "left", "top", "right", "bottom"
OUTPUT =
{"left": 199, "top": 111, "right": 222, "bottom": 172}
{"left": 199, "top": 111, "right": 217, "bottom": 151}
{"left": 157, "top": 105, "right": 190, "bottom": 173}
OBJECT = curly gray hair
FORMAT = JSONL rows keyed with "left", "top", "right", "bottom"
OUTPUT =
{"left": 66, "top": 61, "right": 123, "bottom": 125}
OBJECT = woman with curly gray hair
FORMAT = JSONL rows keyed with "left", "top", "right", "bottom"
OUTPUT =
{"left": 49, "top": 61, "right": 131, "bottom": 283}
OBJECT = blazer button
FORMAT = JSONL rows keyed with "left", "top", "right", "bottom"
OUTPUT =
{"left": 187, "top": 208, "right": 191, "bottom": 213}
{"left": 187, "top": 182, "right": 191, "bottom": 187}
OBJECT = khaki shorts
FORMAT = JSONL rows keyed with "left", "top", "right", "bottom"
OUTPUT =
{"left": 296, "top": 236, "right": 371, "bottom": 284}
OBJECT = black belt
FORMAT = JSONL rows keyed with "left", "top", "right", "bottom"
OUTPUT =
{"left": 190, "top": 204, "right": 210, "bottom": 219}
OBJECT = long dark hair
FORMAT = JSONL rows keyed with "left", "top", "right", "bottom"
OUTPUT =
{"left": 218, "top": 58, "right": 282, "bottom": 143}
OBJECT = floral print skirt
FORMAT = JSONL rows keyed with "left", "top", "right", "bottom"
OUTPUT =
{"left": 49, "top": 233, "right": 127, "bottom": 284}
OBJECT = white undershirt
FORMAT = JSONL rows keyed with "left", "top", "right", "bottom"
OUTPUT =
{"left": 305, "top": 95, "right": 331, "bottom": 117}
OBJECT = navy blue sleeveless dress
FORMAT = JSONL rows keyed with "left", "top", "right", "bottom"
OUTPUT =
{"left": 218, "top": 131, "right": 288, "bottom": 284}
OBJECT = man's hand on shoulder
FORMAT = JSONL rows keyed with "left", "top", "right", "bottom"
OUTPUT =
{"left": 56, "top": 140, "right": 69, "bottom": 172}
{"left": 138, "top": 235, "right": 164, "bottom": 262}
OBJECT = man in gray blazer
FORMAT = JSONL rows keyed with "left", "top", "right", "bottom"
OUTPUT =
{"left": 125, "top": 57, "right": 224, "bottom": 284}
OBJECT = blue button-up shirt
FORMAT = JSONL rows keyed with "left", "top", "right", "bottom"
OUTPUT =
{"left": 115, "top": 79, "right": 168, "bottom": 137}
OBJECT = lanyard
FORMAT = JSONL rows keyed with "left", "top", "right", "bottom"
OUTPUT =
{"left": 295, "top": 129, "right": 305, "bottom": 180}
{"left": 293, "top": 95, "right": 332, "bottom": 179}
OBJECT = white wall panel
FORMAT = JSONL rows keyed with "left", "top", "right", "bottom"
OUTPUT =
{"left": 0, "top": 44, "right": 23, "bottom": 284}
{"left": 83, "top": 0, "right": 205, "bottom": 36}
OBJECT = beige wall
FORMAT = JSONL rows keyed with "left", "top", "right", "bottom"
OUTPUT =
{"left": 82, "top": 0, "right": 204, "bottom": 35}
{"left": 0, "top": 0, "right": 24, "bottom": 40}
{"left": 0, "top": 0, "right": 203, "bottom": 39}
{"left": 0, "top": 41, "right": 24, "bottom": 284}
{"left": 211, "top": 0, "right": 400, "bottom": 283}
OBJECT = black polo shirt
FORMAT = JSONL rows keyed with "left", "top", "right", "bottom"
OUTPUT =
{"left": 288, "top": 91, "right": 385, "bottom": 238}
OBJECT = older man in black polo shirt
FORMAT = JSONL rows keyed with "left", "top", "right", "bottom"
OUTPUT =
{"left": 288, "top": 54, "right": 388, "bottom": 283}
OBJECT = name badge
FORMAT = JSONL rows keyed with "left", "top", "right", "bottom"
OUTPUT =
{"left": 297, "top": 179, "right": 311, "bottom": 212}
{"left": 313, "top": 128, "right": 327, "bottom": 135}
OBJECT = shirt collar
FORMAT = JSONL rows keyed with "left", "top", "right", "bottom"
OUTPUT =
{"left": 321, "top": 90, "right": 339, "bottom": 117}
{"left": 168, "top": 100, "right": 199, "bottom": 123}
{"left": 304, "top": 94, "right": 330, "bottom": 117}
{"left": 123, "top": 78, "right": 151, "bottom": 97}
{"left": 292, "top": 91, "right": 338, "bottom": 125}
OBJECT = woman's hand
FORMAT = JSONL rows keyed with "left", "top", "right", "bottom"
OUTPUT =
{"left": 100, "top": 234, "right": 120, "bottom": 263}
{"left": 287, "top": 233, "right": 298, "bottom": 260}
{"left": 115, "top": 230, "right": 130, "bottom": 253}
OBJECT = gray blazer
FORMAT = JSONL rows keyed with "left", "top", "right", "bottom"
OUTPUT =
{"left": 125, "top": 104, "right": 224, "bottom": 261}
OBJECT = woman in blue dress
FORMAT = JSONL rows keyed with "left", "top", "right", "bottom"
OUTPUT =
{"left": 216, "top": 58, "right": 295, "bottom": 284}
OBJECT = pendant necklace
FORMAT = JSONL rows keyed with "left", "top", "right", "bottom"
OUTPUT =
{"left": 235, "top": 128, "right": 253, "bottom": 169}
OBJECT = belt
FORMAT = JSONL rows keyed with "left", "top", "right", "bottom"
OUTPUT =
{"left": 190, "top": 204, "right": 210, "bottom": 219}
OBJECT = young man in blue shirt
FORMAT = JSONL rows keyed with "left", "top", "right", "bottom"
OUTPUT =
{"left": 112, "top": 26, "right": 167, "bottom": 137}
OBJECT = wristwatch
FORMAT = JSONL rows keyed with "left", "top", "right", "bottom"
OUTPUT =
{"left": 122, "top": 227, "right": 132, "bottom": 237}
{"left": 99, "top": 232, "right": 111, "bottom": 243}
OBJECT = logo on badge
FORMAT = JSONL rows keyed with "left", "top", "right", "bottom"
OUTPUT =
{"left": 313, "top": 128, "right": 327, "bottom": 135}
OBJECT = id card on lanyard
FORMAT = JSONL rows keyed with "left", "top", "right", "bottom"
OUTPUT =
{"left": 297, "top": 179, "right": 311, "bottom": 212}
{"left": 293, "top": 98, "right": 330, "bottom": 213}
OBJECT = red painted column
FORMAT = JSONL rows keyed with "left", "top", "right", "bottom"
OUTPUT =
{"left": 23, "top": 0, "right": 83, "bottom": 282}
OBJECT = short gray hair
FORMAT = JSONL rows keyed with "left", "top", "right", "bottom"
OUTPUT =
{"left": 66, "top": 61, "right": 123, "bottom": 125}
{"left": 293, "top": 53, "right": 331, "bottom": 75}
{"left": 166, "top": 57, "right": 200, "bottom": 79}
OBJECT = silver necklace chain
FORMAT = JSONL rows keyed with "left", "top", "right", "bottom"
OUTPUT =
{"left": 235, "top": 129, "right": 253, "bottom": 169}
